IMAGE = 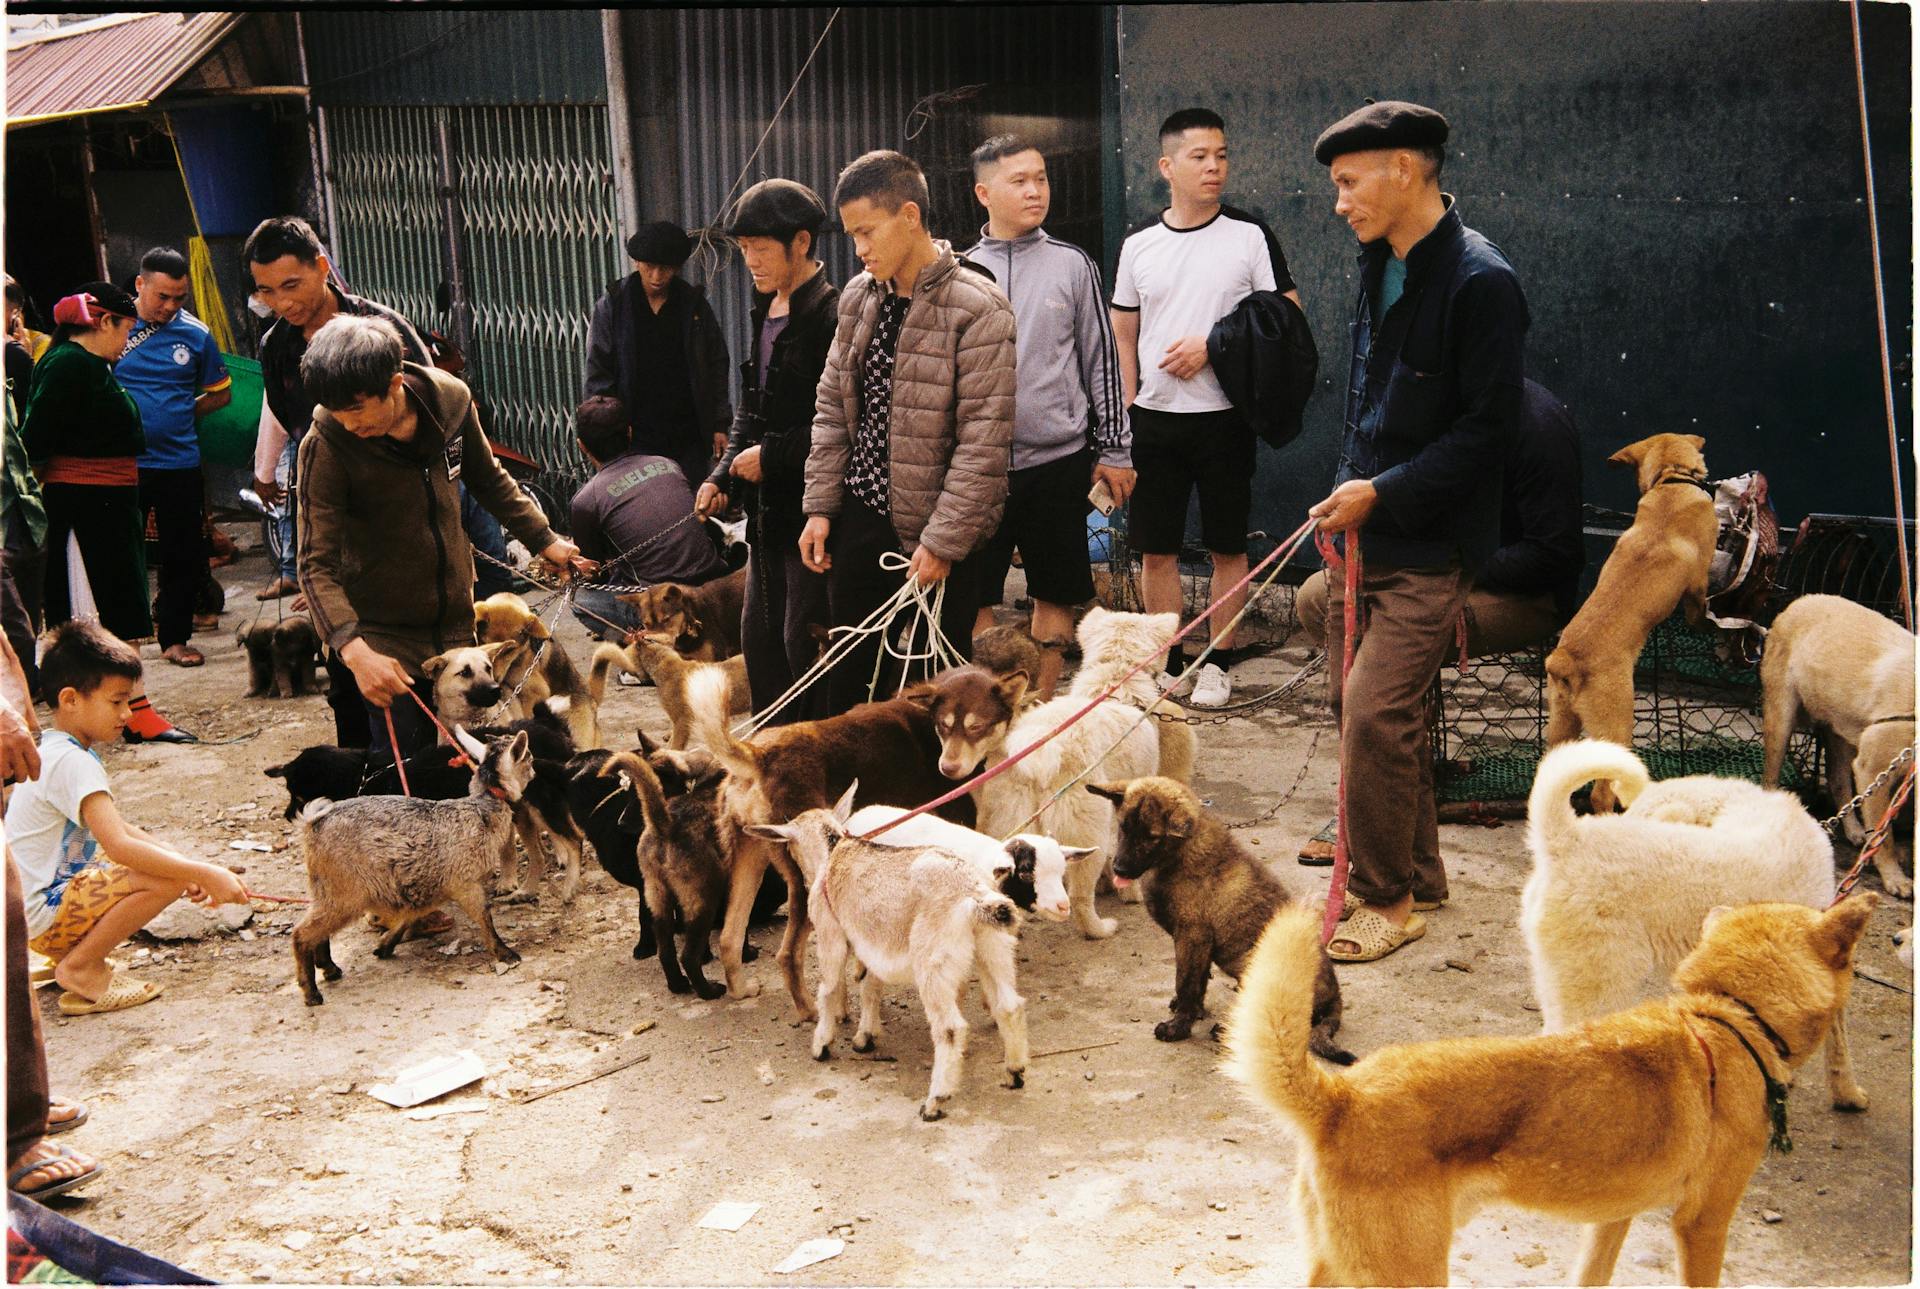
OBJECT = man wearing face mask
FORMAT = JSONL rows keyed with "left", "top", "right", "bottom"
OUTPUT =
{"left": 698, "top": 180, "right": 839, "bottom": 721}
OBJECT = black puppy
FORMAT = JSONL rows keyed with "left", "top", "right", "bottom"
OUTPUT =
{"left": 264, "top": 744, "right": 470, "bottom": 820}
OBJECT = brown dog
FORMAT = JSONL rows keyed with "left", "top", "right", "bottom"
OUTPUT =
{"left": 237, "top": 615, "right": 322, "bottom": 699}
{"left": 1546, "top": 433, "right": 1718, "bottom": 810}
{"left": 474, "top": 592, "right": 601, "bottom": 748}
{"left": 1225, "top": 894, "right": 1877, "bottom": 1287}
{"left": 592, "top": 634, "right": 749, "bottom": 749}
{"left": 1088, "top": 776, "right": 1351, "bottom": 1059}
{"left": 620, "top": 567, "right": 747, "bottom": 662}
{"left": 689, "top": 673, "right": 974, "bottom": 1020}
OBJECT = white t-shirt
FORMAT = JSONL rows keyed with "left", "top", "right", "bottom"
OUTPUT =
{"left": 9, "top": 730, "right": 112, "bottom": 937}
{"left": 1112, "top": 205, "right": 1292, "bottom": 414}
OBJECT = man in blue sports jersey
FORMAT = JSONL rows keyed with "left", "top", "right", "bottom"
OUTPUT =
{"left": 117, "top": 248, "right": 230, "bottom": 668}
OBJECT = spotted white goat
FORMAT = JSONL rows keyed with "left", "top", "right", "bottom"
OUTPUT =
{"left": 749, "top": 785, "right": 1028, "bottom": 1122}
{"left": 844, "top": 805, "right": 1095, "bottom": 923}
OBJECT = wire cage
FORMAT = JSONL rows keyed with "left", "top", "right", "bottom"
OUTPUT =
{"left": 1094, "top": 518, "right": 1308, "bottom": 653}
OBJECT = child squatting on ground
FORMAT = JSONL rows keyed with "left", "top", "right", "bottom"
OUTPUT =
{"left": 11, "top": 621, "right": 249, "bottom": 1015}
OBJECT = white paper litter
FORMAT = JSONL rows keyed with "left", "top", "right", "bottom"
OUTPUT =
{"left": 696, "top": 1201, "right": 763, "bottom": 1232}
{"left": 366, "top": 1051, "right": 486, "bottom": 1108}
{"left": 228, "top": 840, "right": 274, "bottom": 852}
{"left": 772, "top": 1238, "right": 845, "bottom": 1273}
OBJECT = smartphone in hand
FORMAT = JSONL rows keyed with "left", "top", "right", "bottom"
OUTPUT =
{"left": 1088, "top": 478, "right": 1117, "bottom": 518}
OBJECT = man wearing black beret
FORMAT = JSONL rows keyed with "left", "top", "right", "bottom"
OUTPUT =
{"left": 1305, "top": 101, "right": 1530, "bottom": 964}
{"left": 584, "top": 220, "right": 732, "bottom": 488}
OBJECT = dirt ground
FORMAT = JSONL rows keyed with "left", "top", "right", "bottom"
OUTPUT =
{"left": 27, "top": 532, "right": 1914, "bottom": 1286}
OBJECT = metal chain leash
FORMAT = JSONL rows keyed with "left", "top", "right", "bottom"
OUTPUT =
{"left": 1225, "top": 727, "right": 1324, "bottom": 830}
{"left": 1150, "top": 651, "right": 1327, "bottom": 726}
{"left": 1818, "top": 744, "right": 1916, "bottom": 835}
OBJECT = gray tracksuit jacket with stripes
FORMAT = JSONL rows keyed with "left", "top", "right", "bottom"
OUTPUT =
{"left": 964, "top": 225, "right": 1129, "bottom": 473}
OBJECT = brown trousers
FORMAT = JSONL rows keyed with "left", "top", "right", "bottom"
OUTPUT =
{"left": 1325, "top": 563, "right": 1469, "bottom": 905}
{"left": 7, "top": 853, "right": 49, "bottom": 1166}
{"left": 1298, "top": 568, "right": 1558, "bottom": 658}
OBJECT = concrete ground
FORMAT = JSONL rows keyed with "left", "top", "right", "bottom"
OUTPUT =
{"left": 26, "top": 535, "right": 1914, "bottom": 1286}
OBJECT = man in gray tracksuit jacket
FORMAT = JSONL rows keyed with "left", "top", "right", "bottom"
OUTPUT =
{"left": 965, "top": 136, "right": 1130, "bottom": 664}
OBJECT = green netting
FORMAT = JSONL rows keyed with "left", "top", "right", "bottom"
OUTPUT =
{"left": 1438, "top": 735, "right": 1819, "bottom": 805}
{"left": 1637, "top": 615, "right": 1762, "bottom": 689}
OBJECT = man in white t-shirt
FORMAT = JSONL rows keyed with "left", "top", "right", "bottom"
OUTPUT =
{"left": 1111, "top": 107, "right": 1302, "bottom": 707}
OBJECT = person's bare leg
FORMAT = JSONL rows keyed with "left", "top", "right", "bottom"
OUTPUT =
{"left": 972, "top": 605, "right": 997, "bottom": 639}
{"left": 1029, "top": 599, "right": 1073, "bottom": 645}
{"left": 52, "top": 877, "right": 183, "bottom": 1000}
{"left": 1207, "top": 552, "right": 1249, "bottom": 653}
{"left": 1140, "top": 553, "right": 1181, "bottom": 618}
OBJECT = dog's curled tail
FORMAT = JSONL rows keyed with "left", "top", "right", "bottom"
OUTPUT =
{"left": 602, "top": 750, "right": 672, "bottom": 838}
{"left": 1221, "top": 905, "right": 1342, "bottom": 1134}
{"left": 588, "top": 642, "right": 635, "bottom": 707}
{"left": 685, "top": 665, "right": 738, "bottom": 757}
{"left": 1526, "top": 738, "right": 1651, "bottom": 854}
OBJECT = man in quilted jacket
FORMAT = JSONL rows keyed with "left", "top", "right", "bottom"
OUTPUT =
{"left": 801, "top": 150, "right": 1016, "bottom": 712}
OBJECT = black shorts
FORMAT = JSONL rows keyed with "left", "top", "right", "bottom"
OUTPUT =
{"left": 976, "top": 446, "right": 1098, "bottom": 608}
{"left": 1126, "top": 405, "right": 1255, "bottom": 556}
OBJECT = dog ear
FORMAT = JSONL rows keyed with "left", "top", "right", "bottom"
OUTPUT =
{"left": 1683, "top": 434, "right": 1707, "bottom": 451}
{"left": 995, "top": 669, "right": 1031, "bottom": 710}
{"left": 1084, "top": 781, "right": 1129, "bottom": 804}
{"left": 480, "top": 640, "right": 516, "bottom": 664}
{"left": 897, "top": 682, "right": 937, "bottom": 712}
{"left": 264, "top": 763, "right": 287, "bottom": 779}
{"left": 524, "top": 615, "right": 552, "bottom": 641}
{"left": 1607, "top": 441, "right": 1647, "bottom": 468}
{"left": 422, "top": 654, "right": 451, "bottom": 680}
{"left": 1813, "top": 892, "right": 1880, "bottom": 969}
{"left": 635, "top": 726, "right": 661, "bottom": 756}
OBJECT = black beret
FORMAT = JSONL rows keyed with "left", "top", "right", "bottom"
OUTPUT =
{"left": 625, "top": 221, "right": 692, "bottom": 267}
{"left": 1313, "top": 100, "right": 1450, "bottom": 166}
{"left": 725, "top": 179, "right": 829, "bottom": 241}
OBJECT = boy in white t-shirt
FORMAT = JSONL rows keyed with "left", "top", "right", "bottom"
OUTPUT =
{"left": 1111, "top": 107, "right": 1303, "bottom": 707}
{"left": 10, "top": 622, "right": 247, "bottom": 1015}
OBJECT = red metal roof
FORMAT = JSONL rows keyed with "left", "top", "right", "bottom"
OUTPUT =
{"left": 6, "top": 11, "right": 248, "bottom": 126}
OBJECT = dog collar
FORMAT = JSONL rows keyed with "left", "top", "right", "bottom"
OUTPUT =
{"left": 1864, "top": 714, "right": 1917, "bottom": 729}
{"left": 485, "top": 784, "right": 511, "bottom": 802}
{"left": 1701, "top": 1011, "right": 1793, "bottom": 1154}
{"left": 1653, "top": 468, "right": 1716, "bottom": 497}
{"left": 1726, "top": 995, "right": 1793, "bottom": 1062}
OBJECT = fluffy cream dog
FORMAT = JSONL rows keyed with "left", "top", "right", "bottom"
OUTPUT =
{"left": 973, "top": 608, "right": 1186, "bottom": 939}
{"left": 1521, "top": 738, "right": 1866, "bottom": 1110}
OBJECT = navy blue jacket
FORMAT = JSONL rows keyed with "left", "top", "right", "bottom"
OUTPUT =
{"left": 1338, "top": 198, "right": 1529, "bottom": 572}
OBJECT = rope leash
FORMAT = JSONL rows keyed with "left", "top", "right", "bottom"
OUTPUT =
{"left": 1317, "top": 529, "right": 1363, "bottom": 948}
{"left": 995, "top": 521, "right": 1321, "bottom": 840}
{"left": 1830, "top": 760, "right": 1917, "bottom": 907}
{"left": 856, "top": 517, "right": 1319, "bottom": 844}
{"left": 736, "top": 571, "right": 926, "bottom": 736}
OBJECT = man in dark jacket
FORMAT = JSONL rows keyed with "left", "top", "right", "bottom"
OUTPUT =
{"left": 584, "top": 221, "right": 732, "bottom": 490}
{"left": 1307, "top": 102, "right": 1530, "bottom": 964}
{"left": 297, "top": 315, "right": 588, "bottom": 762}
{"left": 698, "top": 180, "right": 839, "bottom": 721}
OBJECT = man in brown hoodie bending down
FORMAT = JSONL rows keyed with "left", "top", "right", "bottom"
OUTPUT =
{"left": 800, "top": 149, "right": 1016, "bottom": 713}
{"left": 296, "top": 314, "right": 589, "bottom": 761}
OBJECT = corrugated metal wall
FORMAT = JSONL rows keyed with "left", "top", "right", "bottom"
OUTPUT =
{"left": 1115, "top": 2, "right": 1913, "bottom": 537}
{"left": 303, "top": 10, "right": 606, "bottom": 107}
{"left": 308, "top": 11, "right": 618, "bottom": 495}
{"left": 662, "top": 5, "right": 1106, "bottom": 404}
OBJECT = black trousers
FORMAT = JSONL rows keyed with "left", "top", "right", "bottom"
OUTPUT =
{"left": 822, "top": 499, "right": 979, "bottom": 713}
{"left": 138, "top": 466, "right": 207, "bottom": 650}
{"left": 0, "top": 518, "right": 43, "bottom": 697}
{"left": 741, "top": 530, "right": 830, "bottom": 724}
{"left": 6, "top": 856, "right": 48, "bottom": 1168}
{"left": 364, "top": 675, "right": 439, "bottom": 765}
{"left": 326, "top": 650, "right": 373, "bottom": 748}
{"left": 42, "top": 482, "right": 150, "bottom": 642}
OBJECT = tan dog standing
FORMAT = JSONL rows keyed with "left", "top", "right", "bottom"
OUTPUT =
{"left": 1546, "top": 433, "right": 1718, "bottom": 810}
{"left": 619, "top": 567, "right": 747, "bottom": 662}
{"left": 474, "top": 591, "right": 601, "bottom": 748}
{"left": 1761, "top": 592, "right": 1916, "bottom": 897}
{"left": 1224, "top": 895, "right": 1877, "bottom": 1287}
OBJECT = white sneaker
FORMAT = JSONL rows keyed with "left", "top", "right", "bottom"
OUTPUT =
{"left": 1188, "top": 662, "right": 1232, "bottom": 708}
{"left": 1155, "top": 669, "right": 1194, "bottom": 698}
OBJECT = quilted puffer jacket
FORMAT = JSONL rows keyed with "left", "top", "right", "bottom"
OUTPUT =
{"left": 802, "top": 242, "right": 1015, "bottom": 562}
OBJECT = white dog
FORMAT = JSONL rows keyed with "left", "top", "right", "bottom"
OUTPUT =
{"left": 1521, "top": 738, "right": 1867, "bottom": 1110}
{"left": 974, "top": 608, "right": 1185, "bottom": 939}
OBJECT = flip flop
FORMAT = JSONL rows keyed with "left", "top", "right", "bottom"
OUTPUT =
{"left": 1326, "top": 908, "right": 1427, "bottom": 963}
{"left": 58, "top": 975, "right": 163, "bottom": 1016}
{"left": 9, "top": 1141, "right": 104, "bottom": 1200}
{"left": 1297, "top": 817, "right": 1338, "bottom": 866}
{"left": 163, "top": 645, "right": 205, "bottom": 667}
{"left": 44, "top": 1098, "right": 88, "bottom": 1135}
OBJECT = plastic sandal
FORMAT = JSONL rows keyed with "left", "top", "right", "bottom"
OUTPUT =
{"left": 57, "top": 975, "right": 163, "bottom": 1016}
{"left": 1326, "top": 908, "right": 1427, "bottom": 962}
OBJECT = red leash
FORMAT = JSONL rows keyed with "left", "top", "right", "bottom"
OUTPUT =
{"left": 1315, "top": 529, "right": 1363, "bottom": 946}
{"left": 381, "top": 687, "right": 478, "bottom": 799}
{"left": 1831, "top": 761, "right": 1916, "bottom": 907}
{"left": 856, "top": 517, "right": 1319, "bottom": 841}
{"left": 383, "top": 707, "right": 413, "bottom": 796}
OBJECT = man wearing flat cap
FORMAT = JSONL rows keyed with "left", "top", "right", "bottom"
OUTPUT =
{"left": 1305, "top": 100, "right": 1530, "bottom": 964}
{"left": 584, "top": 220, "right": 732, "bottom": 488}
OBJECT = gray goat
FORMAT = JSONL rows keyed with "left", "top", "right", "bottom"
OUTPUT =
{"left": 748, "top": 783, "right": 1029, "bottom": 1122}
{"left": 290, "top": 726, "right": 532, "bottom": 1006}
